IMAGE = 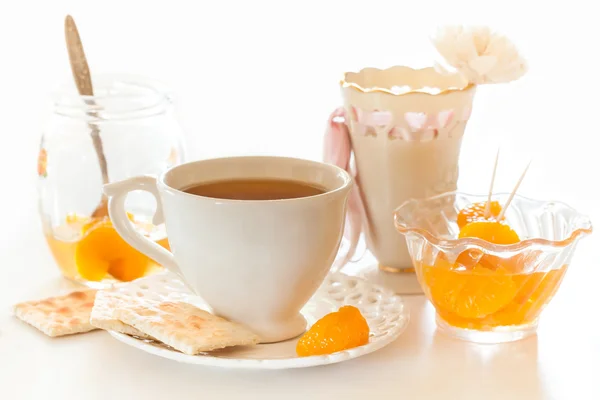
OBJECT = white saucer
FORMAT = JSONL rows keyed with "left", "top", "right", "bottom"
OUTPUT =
{"left": 107, "top": 272, "right": 409, "bottom": 369}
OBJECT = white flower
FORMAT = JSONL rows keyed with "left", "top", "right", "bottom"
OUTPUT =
{"left": 431, "top": 25, "right": 528, "bottom": 84}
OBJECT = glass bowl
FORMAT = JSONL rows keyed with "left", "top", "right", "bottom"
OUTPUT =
{"left": 393, "top": 191, "right": 592, "bottom": 343}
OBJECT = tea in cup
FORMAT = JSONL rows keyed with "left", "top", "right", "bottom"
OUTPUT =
{"left": 103, "top": 156, "right": 352, "bottom": 343}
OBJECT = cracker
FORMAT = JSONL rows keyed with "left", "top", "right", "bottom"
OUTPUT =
{"left": 114, "top": 301, "right": 261, "bottom": 355}
{"left": 90, "top": 291, "right": 153, "bottom": 339}
{"left": 13, "top": 289, "right": 98, "bottom": 337}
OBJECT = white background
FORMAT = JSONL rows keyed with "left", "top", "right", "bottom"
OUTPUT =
{"left": 1, "top": 1, "right": 599, "bottom": 399}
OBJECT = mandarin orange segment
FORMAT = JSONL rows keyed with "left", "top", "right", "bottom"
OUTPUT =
{"left": 65, "top": 213, "right": 90, "bottom": 225}
{"left": 296, "top": 305, "right": 369, "bottom": 357}
{"left": 455, "top": 250, "right": 483, "bottom": 269}
{"left": 156, "top": 237, "right": 171, "bottom": 251}
{"left": 492, "top": 267, "right": 568, "bottom": 326}
{"left": 422, "top": 265, "right": 466, "bottom": 316}
{"left": 80, "top": 213, "right": 136, "bottom": 236}
{"left": 108, "top": 256, "right": 150, "bottom": 282}
{"left": 459, "top": 220, "right": 520, "bottom": 245}
{"left": 75, "top": 225, "right": 115, "bottom": 281}
{"left": 512, "top": 267, "right": 567, "bottom": 305}
{"left": 452, "top": 265, "right": 517, "bottom": 319}
{"left": 424, "top": 264, "right": 517, "bottom": 319}
{"left": 457, "top": 201, "right": 503, "bottom": 229}
{"left": 424, "top": 220, "right": 521, "bottom": 320}
{"left": 423, "top": 260, "right": 569, "bottom": 328}
{"left": 76, "top": 254, "right": 110, "bottom": 281}
{"left": 81, "top": 217, "right": 109, "bottom": 236}
{"left": 75, "top": 221, "right": 152, "bottom": 282}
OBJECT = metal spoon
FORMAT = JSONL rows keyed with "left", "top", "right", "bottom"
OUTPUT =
{"left": 64, "top": 15, "right": 110, "bottom": 218}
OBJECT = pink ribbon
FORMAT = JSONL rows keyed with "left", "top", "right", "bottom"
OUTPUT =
{"left": 323, "top": 107, "right": 369, "bottom": 271}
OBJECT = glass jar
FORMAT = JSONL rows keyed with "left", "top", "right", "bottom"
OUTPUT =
{"left": 37, "top": 74, "right": 186, "bottom": 288}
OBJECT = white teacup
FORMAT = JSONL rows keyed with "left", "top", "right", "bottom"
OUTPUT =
{"left": 103, "top": 156, "right": 352, "bottom": 343}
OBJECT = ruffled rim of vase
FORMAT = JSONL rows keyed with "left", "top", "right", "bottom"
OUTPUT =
{"left": 340, "top": 66, "right": 474, "bottom": 96}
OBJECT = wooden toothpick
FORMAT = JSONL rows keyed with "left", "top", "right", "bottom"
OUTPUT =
{"left": 484, "top": 148, "right": 500, "bottom": 218}
{"left": 497, "top": 160, "right": 531, "bottom": 220}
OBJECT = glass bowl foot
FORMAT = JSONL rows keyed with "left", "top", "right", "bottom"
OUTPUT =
{"left": 435, "top": 314, "right": 539, "bottom": 344}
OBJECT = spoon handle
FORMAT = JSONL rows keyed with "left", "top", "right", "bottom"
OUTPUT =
{"left": 64, "top": 15, "right": 110, "bottom": 217}
{"left": 65, "top": 15, "right": 94, "bottom": 97}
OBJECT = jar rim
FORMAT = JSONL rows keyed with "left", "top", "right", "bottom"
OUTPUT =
{"left": 52, "top": 73, "right": 173, "bottom": 118}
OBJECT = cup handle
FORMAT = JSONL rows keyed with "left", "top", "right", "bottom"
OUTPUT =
{"left": 103, "top": 176, "right": 183, "bottom": 278}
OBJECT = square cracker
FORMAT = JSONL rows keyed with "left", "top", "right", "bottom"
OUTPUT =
{"left": 13, "top": 289, "right": 98, "bottom": 337}
{"left": 114, "top": 301, "right": 261, "bottom": 355}
{"left": 90, "top": 291, "right": 152, "bottom": 339}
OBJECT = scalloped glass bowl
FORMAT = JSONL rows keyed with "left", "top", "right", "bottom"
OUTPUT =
{"left": 394, "top": 191, "right": 592, "bottom": 343}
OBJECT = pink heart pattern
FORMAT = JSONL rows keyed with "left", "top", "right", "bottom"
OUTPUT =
{"left": 404, "top": 112, "right": 428, "bottom": 131}
{"left": 350, "top": 107, "right": 468, "bottom": 140}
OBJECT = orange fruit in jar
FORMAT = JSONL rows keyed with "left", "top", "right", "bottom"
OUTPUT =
{"left": 296, "top": 305, "right": 369, "bottom": 357}
{"left": 75, "top": 219, "right": 152, "bottom": 282}
{"left": 79, "top": 213, "right": 136, "bottom": 236}
{"left": 106, "top": 256, "right": 151, "bottom": 282}
{"left": 65, "top": 213, "right": 90, "bottom": 225}
{"left": 457, "top": 201, "right": 503, "bottom": 229}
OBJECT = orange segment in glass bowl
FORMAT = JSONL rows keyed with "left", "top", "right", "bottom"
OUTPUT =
{"left": 457, "top": 201, "right": 503, "bottom": 229}
{"left": 512, "top": 266, "right": 568, "bottom": 305}
{"left": 454, "top": 220, "right": 520, "bottom": 271}
{"left": 296, "top": 305, "right": 369, "bottom": 357}
{"left": 459, "top": 220, "right": 520, "bottom": 245}
{"left": 75, "top": 219, "right": 152, "bottom": 282}
{"left": 424, "top": 263, "right": 518, "bottom": 319}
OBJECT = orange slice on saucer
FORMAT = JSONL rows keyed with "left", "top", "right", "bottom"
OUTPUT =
{"left": 296, "top": 305, "right": 369, "bottom": 357}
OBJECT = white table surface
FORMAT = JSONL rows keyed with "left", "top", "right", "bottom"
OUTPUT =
{"left": 2, "top": 1, "right": 600, "bottom": 398}
{"left": 1, "top": 192, "right": 599, "bottom": 400}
